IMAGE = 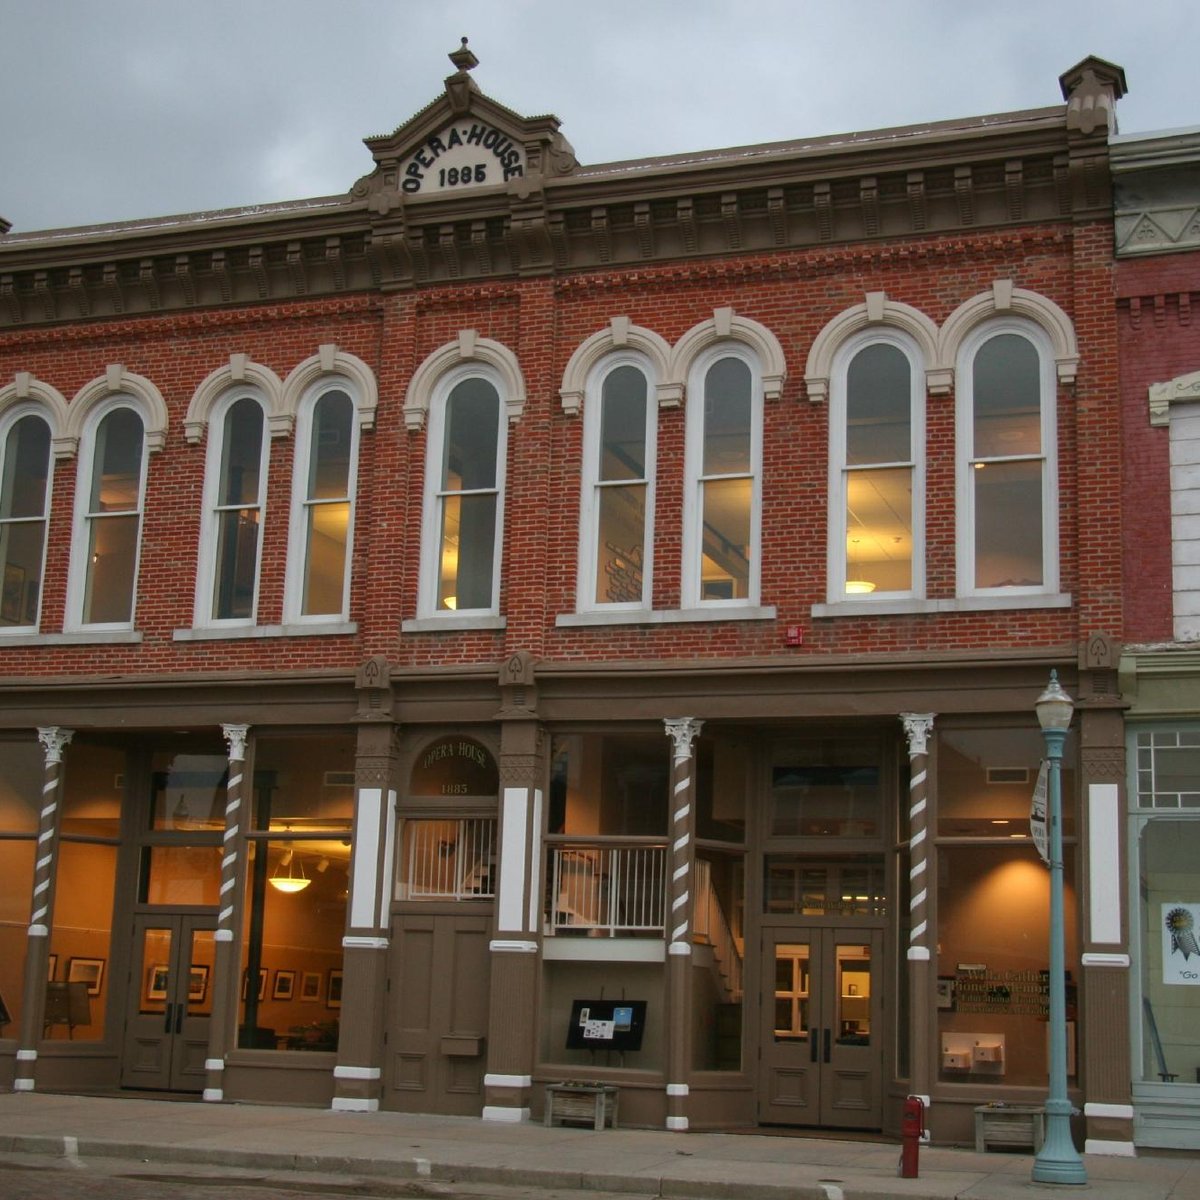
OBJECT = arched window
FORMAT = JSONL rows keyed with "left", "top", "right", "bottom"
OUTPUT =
{"left": 0, "top": 411, "right": 53, "bottom": 629}
{"left": 956, "top": 321, "right": 1058, "bottom": 596}
{"left": 419, "top": 370, "right": 506, "bottom": 617}
{"left": 578, "top": 356, "right": 655, "bottom": 610}
{"left": 69, "top": 402, "right": 148, "bottom": 628}
{"left": 683, "top": 347, "right": 761, "bottom": 607}
{"left": 829, "top": 333, "right": 924, "bottom": 600}
{"left": 285, "top": 384, "right": 358, "bottom": 621}
{"left": 196, "top": 393, "right": 269, "bottom": 625}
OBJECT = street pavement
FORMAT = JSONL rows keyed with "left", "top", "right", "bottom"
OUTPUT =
{"left": 3, "top": 1092, "right": 1200, "bottom": 1199}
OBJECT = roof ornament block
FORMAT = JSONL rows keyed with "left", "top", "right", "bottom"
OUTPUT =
{"left": 1058, "top": 55, "right": 1128, "bottom": 136}
{"left": 445, "top": 37, "right": 480, "bottom": 115}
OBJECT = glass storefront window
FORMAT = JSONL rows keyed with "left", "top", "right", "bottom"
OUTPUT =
{"left": 1137, "top": 818, "right": 1200, "bottom": 1084}
{"left": 0, "top": 840, "right": 34, "bottom": 1035}
{"left": 549, "top": 733, "right": 668, "bottom": 836}
{"left": 138, "top": 845, "right": 222, "bottom": 906}
{"left": 764, "top": 856, "right": 886, "bottom": 917}
{"left": 150, "top": 748, "right": 228, "bottom": 831}
{"left": 47, "top": 841, "right": 117, "bottom": 1041}
{"left": 936, "top": 843, "right": 1078, "bottom": 1087}
{"left": 769, "top": 737, "right": 882, "bottom": 839}
{"left": 253, "top": 735, "right": 354, "bottom": 832}
{"left": 239, "top": 838, "right": 348, "bottom": 1052}
{"left": 241, "top": 732, "right": 354, "bottom": 1052}
{"left": 60, "top": 740, "right": 124, "bottom": 838}
{"left": 937, "top": 726, "right": 1075, "bottom": 838}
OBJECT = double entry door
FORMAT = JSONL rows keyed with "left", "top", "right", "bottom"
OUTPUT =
{"left": 759, "top": 924, "right": 884, "bottom": 1128}
{"left": 121, "top": 913, "right": 216, "bottom": 1091}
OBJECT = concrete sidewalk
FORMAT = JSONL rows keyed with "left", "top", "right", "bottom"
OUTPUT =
{"left": 1, "top": 1093, "right": 1199, "bottom": 1200}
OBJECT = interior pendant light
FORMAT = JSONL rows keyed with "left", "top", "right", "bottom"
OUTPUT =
{"left": 269, "top": 847, "right": 311, "bottom": 894}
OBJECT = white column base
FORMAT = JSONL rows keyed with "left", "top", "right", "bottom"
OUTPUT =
{"left": 666, "top": 1115, "right": 688, "bottom": 1131}
{"left": 482, "top": 1105, "right": 530, "bottom": 1123}
{"left": 330, "top": 1097, "right": 379, "bottom": 1113}
{"left": 12, "top": 1078, "right": 34, "bottom": 1092}
{"left": 1085, "top": 1138, "right": 1136, "bottom": 1157}
{"left": 202, "top": 1088, "right": 224, "bottom": 1102}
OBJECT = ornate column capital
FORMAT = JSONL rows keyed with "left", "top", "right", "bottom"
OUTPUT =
{"left": 222, "top": 723, "right": 250, "bottom": 762}
{"left": 36, "top": 726, "right": 74, "bottom": 766}
{"left": 900, "top": 713, "right": 935, "bottom": 757}
{"left": 664, "top": 717, "right": 704, "bottom": 760}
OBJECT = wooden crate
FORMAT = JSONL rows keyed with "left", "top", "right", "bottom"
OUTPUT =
{"left": 974, "top": 1104, "right": 1046, "bottom": 1153}
{"left": 544, "top": 1083, "right": 619, "bottom": 1130}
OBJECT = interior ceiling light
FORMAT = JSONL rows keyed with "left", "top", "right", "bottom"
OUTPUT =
{"left": 269, "top": 846, "right": 311, "bottom": 894}
{"left": 845, "top": 580, "right": 877, "bottom": 594}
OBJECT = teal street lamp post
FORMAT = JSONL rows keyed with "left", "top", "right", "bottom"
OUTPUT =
{"left": 1031, "top": 671, "right": 1087, "bottom": 1185}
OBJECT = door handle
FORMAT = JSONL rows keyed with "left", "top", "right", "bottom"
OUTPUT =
{"left": 823, "top": 1028, "right": 831, "bottom": 1063}
{"left": 163, "top": 1002, "right": 174, "bottom": 1034}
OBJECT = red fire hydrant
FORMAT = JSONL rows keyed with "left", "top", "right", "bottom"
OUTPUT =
{"left": 899, "top": 1094, "right": 925, "bottom": 1178}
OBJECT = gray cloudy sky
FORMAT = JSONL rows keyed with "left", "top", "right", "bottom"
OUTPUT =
{"left": 1, "top": 0, "right": 1196, "bottom": 234}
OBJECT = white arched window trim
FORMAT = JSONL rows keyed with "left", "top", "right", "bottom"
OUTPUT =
{"left": 184, "top": 355, "right": 286, "bottom": 444}
{"left": 405, "top": 331, "right": 524, "bottom": 432}
{"left": 668, "top": 307, "right": 787, "bottom": 404}
{"left": 281, "top": 376, "right": 363, "bottom": 627}
{"left": 0, "top": 397, "right": 57, "bottom": 633}
{"left": 63, "top": 391, "right": 152, "bottom": 632}
{"left": 681, "top": 340, "right": 765, "bottom": 612}
{"left": 0, "top": 373, "right": 70, "bottom": 452}
{"left": 281, "top": 344, "right": 378, "bottom": 433}
{"left": 191, "top": 388, "right": 271, "bottom": 629}
{"left": 559, "top": 318, "right": 674, "bottom": 414}
{"left": 405, "top": 361, "right": 509, "bottom": 632}
{"left": 574, "top": 350, "right": 658, "bottom": 613}
{"left": 805, "top": 292, "right": 944, "bottom": 402}
{"left": 64, "top": 366, "right": 168, "bottom": 458}
{"left": 954, "top": 315, "right": 1063, "bottom": 602}
{"left": 939, "top": 281, "right": 1079, "bottom": 387}
{"left": 823, "top": 327, "right": 927, "bottom": 607}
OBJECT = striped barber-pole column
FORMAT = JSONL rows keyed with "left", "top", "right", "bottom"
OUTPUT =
{"left": 663, "top": 717, "right": 703, "bottom": 1132}
{"left": 203, "top": 722, "right": 249, "bottom": 1102}
{"left": 14, "top": 727, "right": 74, "bottom": 1092}
{"left": 900, "top": 712, "right": 935, "bottom": 1112}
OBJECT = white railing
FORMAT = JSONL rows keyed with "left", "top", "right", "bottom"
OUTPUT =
{"left": 398, "top": 817, "right": 496, "bottom": 900}
{"left": 546, "top": 843, "right": 667, "bottom": 936}
{"left": 694, "top": 858, "right": 744, "bottom": 1000}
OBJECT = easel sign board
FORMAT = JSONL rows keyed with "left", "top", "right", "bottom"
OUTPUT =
{"left": 566, "top": 999, "right": 647, "bottom": 1051}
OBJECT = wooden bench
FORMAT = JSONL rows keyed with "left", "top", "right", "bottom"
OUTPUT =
{"left": 544, "top": 1082, "right": 619, "bottom": 1130}
{"left": 974, "top": 1103, "right": 1046, "bottom": 1153}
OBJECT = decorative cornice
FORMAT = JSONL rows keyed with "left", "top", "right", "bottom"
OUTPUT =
{"left": 0, "top": 111, "right": 1102, "bottom": 331}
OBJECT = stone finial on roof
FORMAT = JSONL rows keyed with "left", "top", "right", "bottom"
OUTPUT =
{"left": 1058, "top": 55, "right": 1128, "bottom": 136}
{"left": 445, "top": 37, "right": 480, "bottom": 114}
{"left": 448, "top": 37, "right": 479, "bottom": 74}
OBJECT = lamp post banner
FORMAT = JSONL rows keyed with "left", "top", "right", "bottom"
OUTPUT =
{"left": 1030, "top": 760, "right": 1049, "bottom": 866}
{"left": 1163, "top": 904, "right": 1200, "bottom": 985}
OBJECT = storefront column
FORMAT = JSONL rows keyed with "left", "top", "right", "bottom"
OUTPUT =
{"left": 664, "top": 717, "right": 703, "bottom": 1132}
{"left": 202, "top": 723, "right": 249, "bottom": 1102}
{"left": 483, "top": 651, "right": 543, "bottom": 1123}
{"left": 1076, "top": 649, "right": 1134, "bottom": 1156}
{"left": 900, "top": 713, "right": 934, "bottom": 1124}
{"left": 13, "top": 727, "right": 73, "bottom": 1093}
{"left": 333, "top": 657, "right": 399, "bottom": 1113}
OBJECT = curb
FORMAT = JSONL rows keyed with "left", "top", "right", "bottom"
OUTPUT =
{"left": 3, "top": 1132, "right": 953, "bottom": 1200}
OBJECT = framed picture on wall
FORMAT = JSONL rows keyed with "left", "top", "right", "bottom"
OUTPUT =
{"left": 47, "top": 954, "right": 58, "bottom": 980}
{"left": 326, "top": 969, "right": 343, "bottom": 1009}
{"left": 300, "top": 972, "right": 321, "bottom": 1002}
{"left": 241, "top": 968, "right": 268, "bottom": 1002}
{"left": 189, "top": 965, "right": 210, "bottom": 1003}
{"left": 146, "top": 964, "right": 170, "bottom": 1002}
{"left": 936, "top": 977, "right": 956, "bottom": 1011}
{"left": 67, "top": 957, "right": 105, "bottom": 997}
{"left": 1, "top": 563, "right": 24, "bottom": 623}
{"left": 273, "top": 970, "right": 295, "bottom": 1001}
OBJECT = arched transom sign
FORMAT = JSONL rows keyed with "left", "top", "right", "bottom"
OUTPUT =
{"left": 400, "top": 122, "right": 526, "bottom": 195}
